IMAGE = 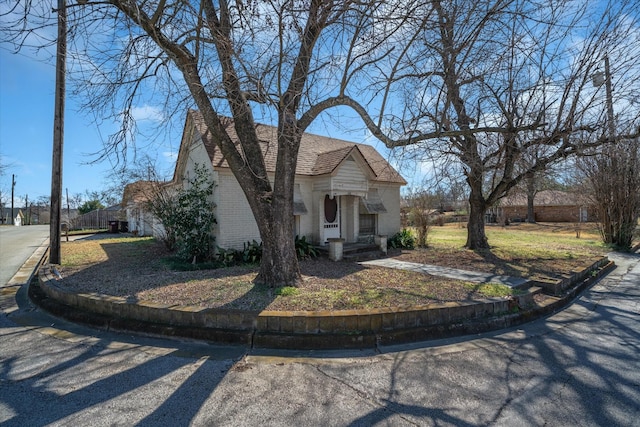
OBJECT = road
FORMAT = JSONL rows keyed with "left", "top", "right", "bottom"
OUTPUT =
{"left": 0, "top": 236, "right": 639, "bottom": 426}
{"left": 0, "top": 225, "right": 48, "bottom": 286}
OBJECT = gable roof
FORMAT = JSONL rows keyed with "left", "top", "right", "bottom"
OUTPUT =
{"left": 186, "top": 110, "right": 406, "bottom": 185}
{"left": 122, "top": 181, "right": 168, "bottom": 206}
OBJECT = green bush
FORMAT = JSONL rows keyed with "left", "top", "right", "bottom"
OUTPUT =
{"left": 242, "top": 240, "right": 263, "bottom": 264}
{"left": 147, "top": 164, "right": 217, "bottom": 263}
{"left": 389, "top": 228, "right": 416, "bottom": 249}
{"left": 295, "top": 235, "right": 318, "bottom": 259}
{"left": 215, "top": 236, "right": 315, "bottom": 267}
{"left": 215, "top": 247, "right": 242, "bottom": 267}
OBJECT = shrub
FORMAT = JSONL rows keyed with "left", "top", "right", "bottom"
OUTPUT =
{"left": 146, "top": 163, "right": 217, "bottom": 262}
{"left": 295, "top": 235, "right": 318, "bottom": 259}
{"left": 242, "top": 240, "right": 263, "bottom": 264}
{"left": 215, "top": 247, "right": 242, "bottom": 266}
{"left": 389, "top": 228, "right": 416, "bottom": 249}
{"left": 172, "top": 165, "right": 217, "bottom": 263}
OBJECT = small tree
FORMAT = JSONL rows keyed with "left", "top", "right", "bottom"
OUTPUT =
{"left": 406, "top": 189, "right": 438, "bottom": 248}
{"left": 581, "top": 139, "right": 640, "bottom": 251}
{"left": 78, "top": 199, "right": 105, "bottom": 215}
{"left": 147, "top": 164, "right": 217, "bottom": 263}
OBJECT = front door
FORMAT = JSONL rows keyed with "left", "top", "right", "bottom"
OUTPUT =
{"left": 323, "top": 194, "right": 340, "bottom": 243}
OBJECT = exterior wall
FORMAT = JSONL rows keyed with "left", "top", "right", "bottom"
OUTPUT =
{"left": 125, "top": 206, "right": 143, "bottom": 235}
{"left": 296, "top": 178, "right": 315, "bottom": 242}
{"left": 212, "top": 169, "right": 261, "bottom": 250}
{"left": 311, "top": 160, "right": 369, "bottom": 195}
{"left": 210, "top": 162, "right": 325, "bottom": 251}
{"left": 502, "top": 205, "right": 595, "bottom": 222}
{"left": 375, "top": 184, "right": 402, "bottom": 237}
{"left": 332, "top": 160, "right": 369, "bottom": 194}
{"left": 126, "top": 206, "right": 166, "bottom": 239}
{"left": 181, "top": 138, "right": 216, "bottom": 188}
{"left": 176, "top": 134, "right": 403, "bottom": 249}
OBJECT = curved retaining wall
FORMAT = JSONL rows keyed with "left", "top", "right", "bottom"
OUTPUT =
{"left": 36, "top": 257, "right": 612, "bottom": 350}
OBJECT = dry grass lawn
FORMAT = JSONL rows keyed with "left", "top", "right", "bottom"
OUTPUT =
{"left": 55, "top": 223, "right": 611, "bottom": 311}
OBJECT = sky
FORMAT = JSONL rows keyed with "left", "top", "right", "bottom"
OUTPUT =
{"left": 0, "top": 46, "right": 182, "bottom": 208}
{"left": 0, "top": 45, "right": 404, "bottom": 210}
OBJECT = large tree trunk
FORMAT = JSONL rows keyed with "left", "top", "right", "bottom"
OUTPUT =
{"left": 228, "top": 154, "right": 302, "bottom": 287}
{"left": 253, "top": 119, "right": 303, "bottom": 287}
{"left": 255, "top": 213, "right": 301, "bottom": 287}
{"left": 466, "top": 186, "right": 489, "bottom": 249}
{"left": 525, "top": 172, "right": 536, "bottom": 223}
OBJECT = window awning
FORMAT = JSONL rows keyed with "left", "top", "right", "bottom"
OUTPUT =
{"left": 361, "top": 190, "right": 387, "bottom": 214}
{"left": 293, "top": 185, "right": 308, "bottom": 215}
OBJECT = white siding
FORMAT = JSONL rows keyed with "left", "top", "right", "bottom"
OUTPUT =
{"left": 296, "top": 178, "right": 315, "bottom": 242}
{"left": 333, "top": 160, "right": 369, "bottom": 193}
{"left": 312, "top": 160, "right": 369, "bottom": 195}
{"left": 374, "top": 184, "right": 402, "bottom": 237}
{"left": 177, "top": 135, "right": 402, "bottom": 249}
{"left": 213, "top": 170, "right": 261, "bottom": 250}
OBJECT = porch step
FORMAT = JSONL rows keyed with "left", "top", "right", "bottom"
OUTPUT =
{"left": 343, "top": 250, "right": 386, "bottom": 261}
{"left": 315, "top": 243, "right": 384, "bottom": 260}
{"left": 343, "top": 243, "right": 381, "bottom": 255}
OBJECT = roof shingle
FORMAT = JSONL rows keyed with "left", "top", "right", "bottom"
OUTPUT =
{"left": 188, "top": 110, "right": 406, "bottom": 184}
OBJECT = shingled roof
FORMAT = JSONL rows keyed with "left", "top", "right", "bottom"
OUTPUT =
{"left": 187, "top": 110, "right": 406, "bottom": 184}
{"left": 122, "top": 180, "right": 168, "bottom": 206}
{"left": 501, "top": 190, "right": 590, "bottom": 206}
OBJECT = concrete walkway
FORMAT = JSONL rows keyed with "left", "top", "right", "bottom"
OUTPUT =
{"left": 360, "top": 258, "right": 529, "bottom": 288}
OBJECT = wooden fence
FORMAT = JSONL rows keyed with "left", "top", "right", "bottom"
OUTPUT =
{"left": 68, "top": 209, "right": 122, "bottom": 230}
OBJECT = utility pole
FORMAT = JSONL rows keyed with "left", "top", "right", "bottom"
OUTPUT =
{"left": 604, "top": 54, "right": 615, "bottom": 139}
{"left": 11, "top": 174, "right": 15, "bottom": 225}
{"left": 592, "top": 54, "right": 616, "bottom": 139}
{"left": 25, "top": 194, "right": 28, "bottom": 225}
{"left": 50, "top": 0, "right": 66, "bottom": 264}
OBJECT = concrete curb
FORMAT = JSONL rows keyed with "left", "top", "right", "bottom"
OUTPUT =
{"left": 32, "top": 256, "right": 614, "bottom": 350}
{"left": 1, "top": 239, "right": 49, "bottom": 315}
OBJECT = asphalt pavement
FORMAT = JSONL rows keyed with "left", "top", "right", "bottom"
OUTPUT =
{"left": 0, "top": 231, "right": 639, "bottom": 426}
{"left": 0, "top": 225, "right": 49, "bottom": 286}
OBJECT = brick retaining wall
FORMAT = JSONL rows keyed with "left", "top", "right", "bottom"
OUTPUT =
{"left": 36, "top": 257, "right": 612, "bottom": 350}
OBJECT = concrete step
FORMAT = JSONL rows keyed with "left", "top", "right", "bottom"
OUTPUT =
{"left": 343, "top": 250, "right": 385, "bottom": 261}
{"left": 315, "top": 243, "right": 381, "bottom": 256}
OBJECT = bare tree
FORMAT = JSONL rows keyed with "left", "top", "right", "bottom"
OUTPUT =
{"left": 66, "top": 192, "right": 84, "bottom": 210}
{"left": 514, "top": 161, "right": 566, "bottom": 224}
{"left": 353, "top": 0, "right": 640, "bottom": 248}
{"left": 2, "top": 0, "right": 431, "bottom": 286}
{"left": 404, "top": 188, "right": 438, "bottom": 247}
{"left": 4, "top": 0, "right": 637, "bottom": 283}
{"left": 580, "top": 138, "right": 640, "bottom": 250}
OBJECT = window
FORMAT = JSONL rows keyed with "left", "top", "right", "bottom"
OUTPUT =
{"left": 359, "top": 213, "right": 375, "bottom": 235}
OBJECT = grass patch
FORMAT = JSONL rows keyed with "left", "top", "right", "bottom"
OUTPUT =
{"left": 56, "top": 223, "right": 609, "bottom": 311}
{"left": 276, "top": 286, "right": 299, "bottom": 297}
{"left": 402, "top": 223, "right": 608, "bottom": 280}
{"left": 464, "top": 283, "right": 520, "bottom": 298}
{"left": 67, "top": 229, "right": 108, "bottom": 235}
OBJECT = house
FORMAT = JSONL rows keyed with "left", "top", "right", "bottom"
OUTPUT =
{"left": 126, "top": 110, "right": 406, "bottom": 250}
{"left": 14, "top": 209, "right": 25, "bottom": 226}
{"left": 1, "top": 206, "right": 50, "bottom": 225}
{"left": 122, "top": 181, "right": 167, "bottom": 236}
{"left": 498, "top": 190, "right": 594, "bottom": 223}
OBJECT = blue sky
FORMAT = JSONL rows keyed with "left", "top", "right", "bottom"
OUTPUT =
{"left": 0, "top": 46, "right": 402, "bottom": 209}
{"left": 0, "top": 46, "right": 183, "bottom": 208}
